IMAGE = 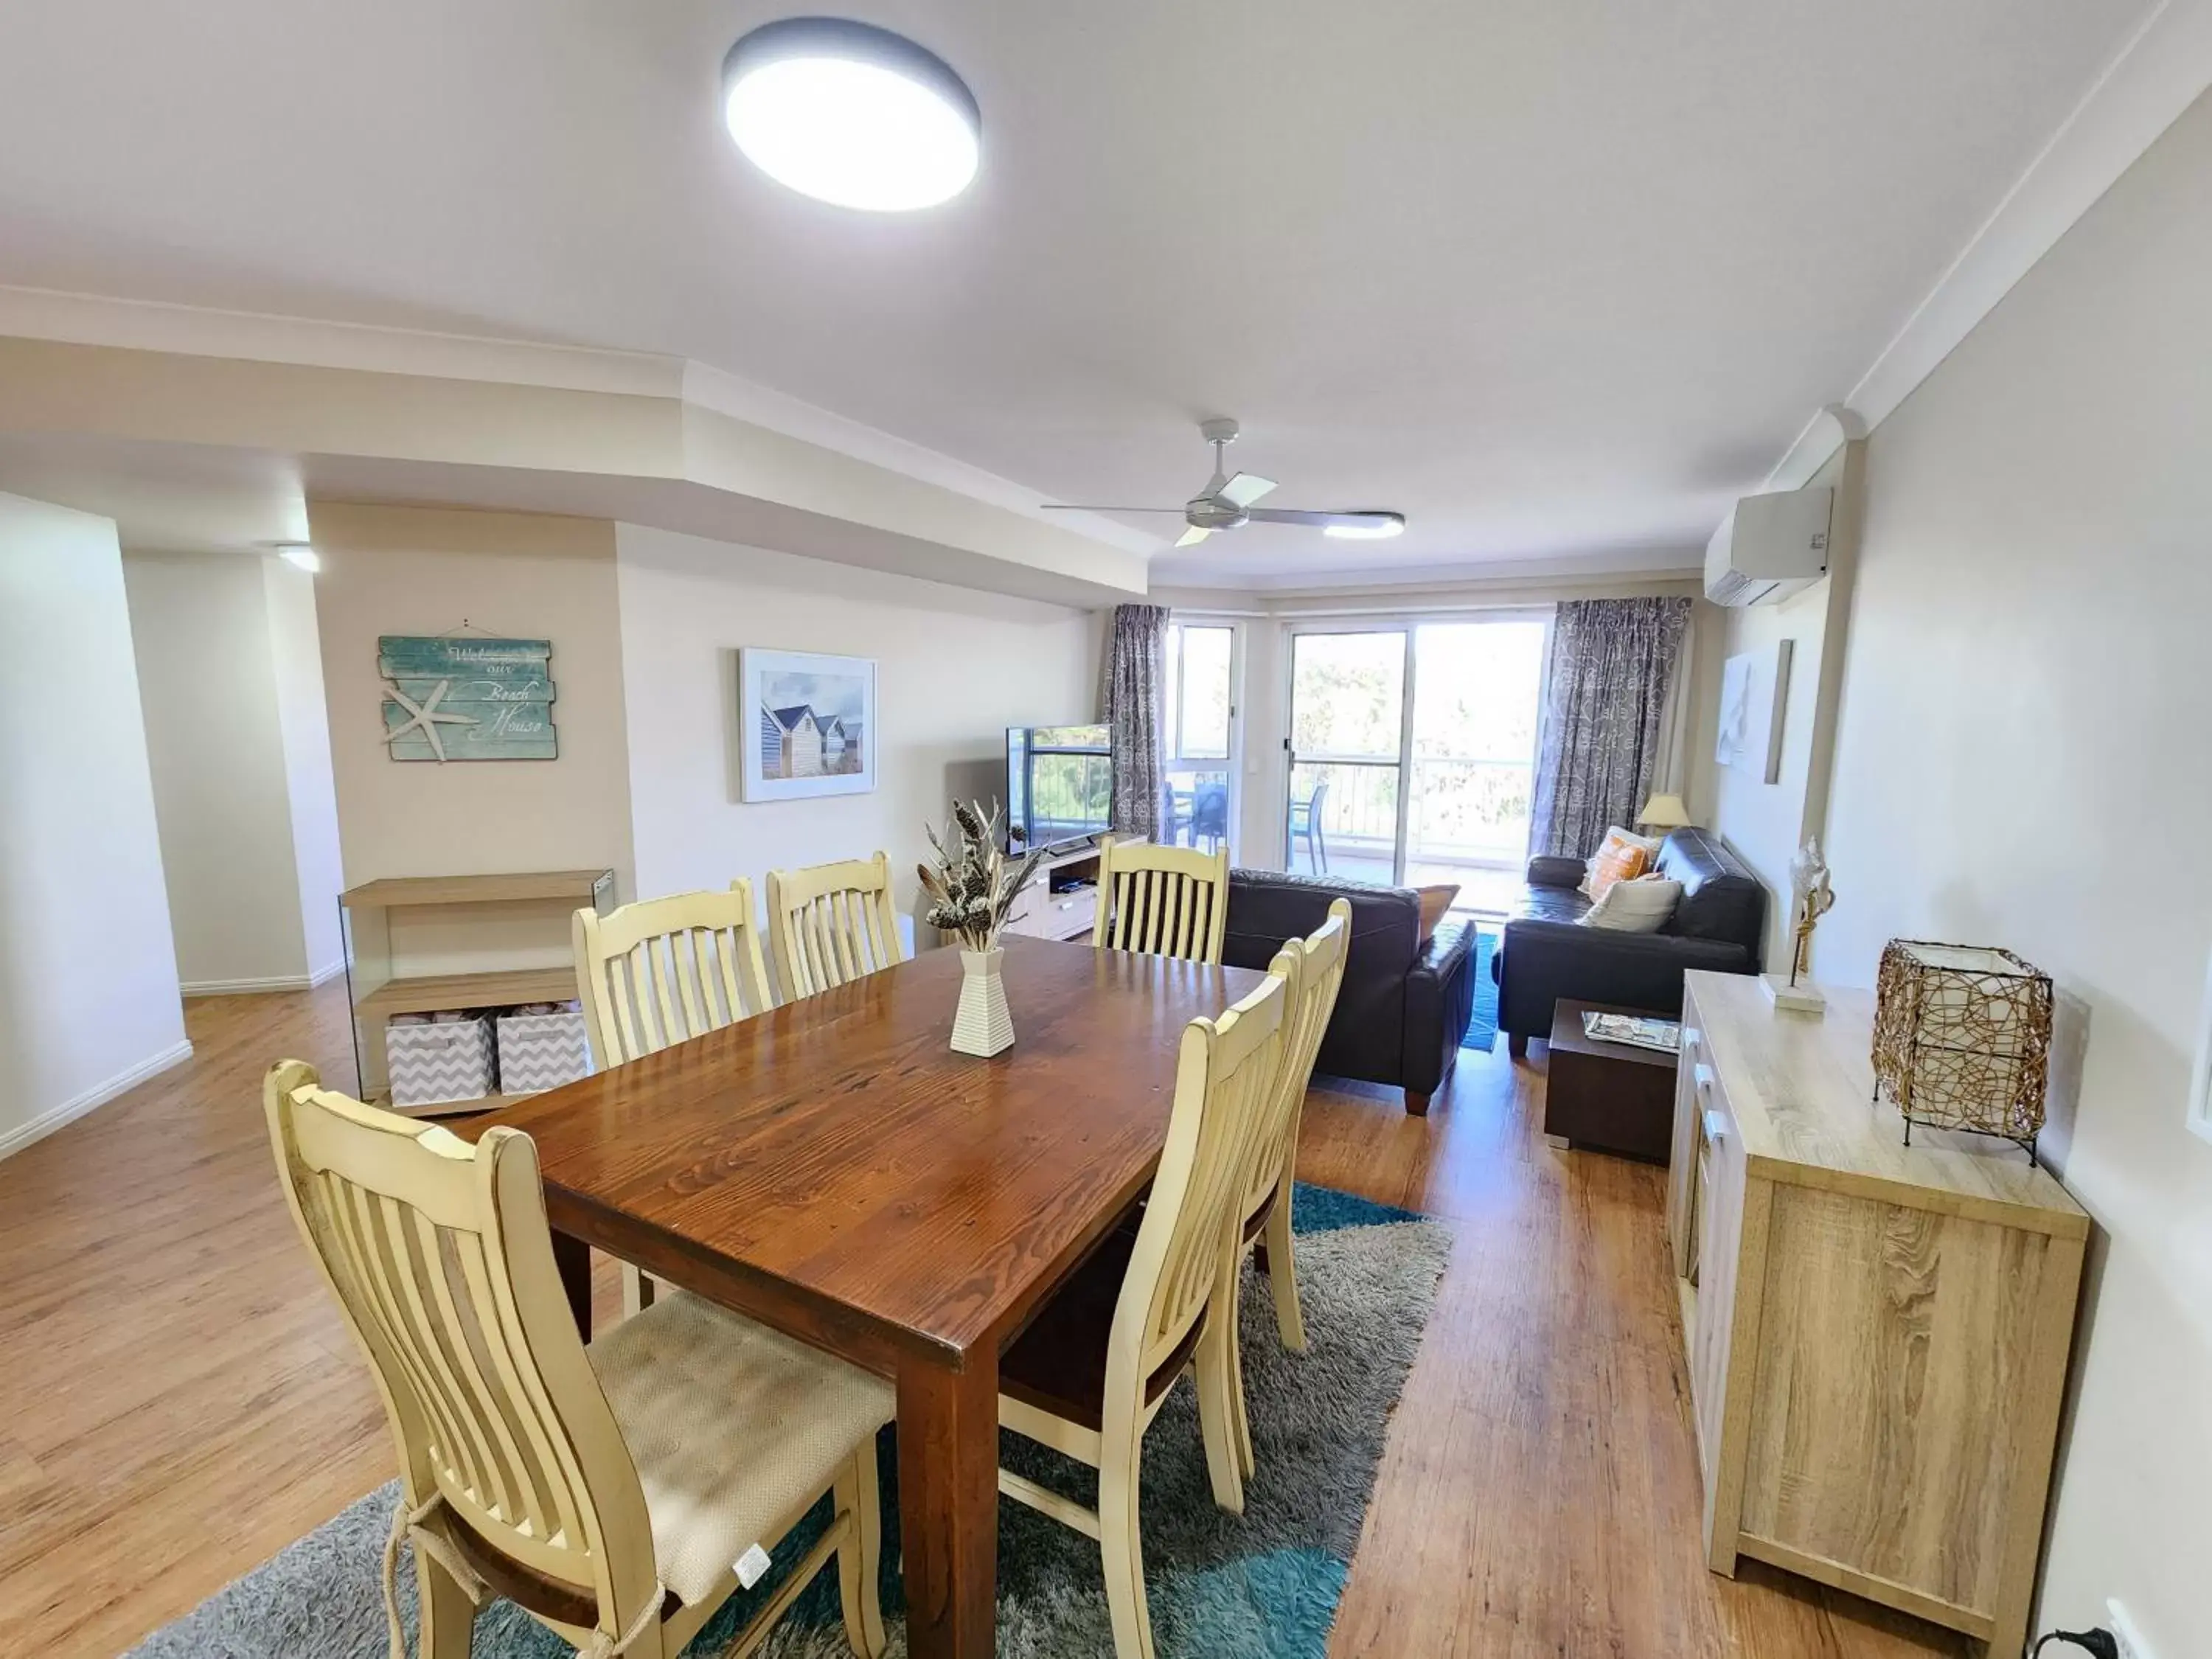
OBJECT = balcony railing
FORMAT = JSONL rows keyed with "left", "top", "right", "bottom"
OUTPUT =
{"left": 1292, "top": 756, "right": 1532, "bottom": 866}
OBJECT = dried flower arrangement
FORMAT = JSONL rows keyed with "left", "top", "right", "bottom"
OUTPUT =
{"left": 919, "top": 799, "right": 1044, "bottom": 953}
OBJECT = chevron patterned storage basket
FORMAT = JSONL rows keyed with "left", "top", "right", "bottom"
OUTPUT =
{"left": 495, "top": 1003, "right": 593, "bottom": 1096}
{"left": 385, "top": 1012, "right": 497, "bottom": 1108}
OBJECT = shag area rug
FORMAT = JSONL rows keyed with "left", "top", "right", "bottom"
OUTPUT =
{"left": 130, "top": 1183, "right": 1447, "bottom": 1659}
{"left": 1461, "top": 929, "right": 1500, "bottom": 1053}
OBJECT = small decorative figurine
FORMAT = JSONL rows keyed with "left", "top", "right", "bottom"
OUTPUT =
{"left": 1787, "top": 836, "right": 1837, "bottom": 987}
{"left": 1763, "top": 836, "right": 1834, "bottom": 1014}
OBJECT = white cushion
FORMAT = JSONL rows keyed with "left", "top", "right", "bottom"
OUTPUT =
{"left": 588, "top": 1290, "right": 893, "bottom": 1606}
{"left": 1579, "top": 874, "right": 1683, "bottom": 933}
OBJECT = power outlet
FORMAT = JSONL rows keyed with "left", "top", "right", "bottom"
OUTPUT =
{"left": 2107, "top": 1599, "right": 2154, "bottom": 1659}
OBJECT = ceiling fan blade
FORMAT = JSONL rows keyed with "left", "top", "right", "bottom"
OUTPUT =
{"left": 1040, "top": 504, "right": 1189, "bottom": 513}
{"left": 1244, "top": 508, "right": 1407, "bottom": 539}
{"left": 1217, "top": 472, "right": 1278, "bottom": 509}
{"left": 1173, "top": 525, "right": 1214, "bottom": 548}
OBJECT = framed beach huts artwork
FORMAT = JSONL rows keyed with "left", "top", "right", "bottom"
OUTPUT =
{"left": 379, "top": 635, "right": 557, "bottom": 762}
{"left": 739, "top": 647, "right": 876, "bottom": 801}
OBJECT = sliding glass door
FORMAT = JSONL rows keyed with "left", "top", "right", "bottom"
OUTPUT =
{"left": 1286, "top": 630, "right": 1410, "bottom": 885}
{"left": 1404, "top": 619, "right": 1549, "bottom": 889}
{"left": 1287, "top": 618, "right": 1549, "bottom": 906}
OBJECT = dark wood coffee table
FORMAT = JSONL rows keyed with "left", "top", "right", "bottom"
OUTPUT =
{"left": 1543, "top": 999, "right": 1680, "bottom": 1163}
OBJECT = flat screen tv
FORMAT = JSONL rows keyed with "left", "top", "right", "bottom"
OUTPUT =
{"left": 1006, "top": 724, "right": 1113, "bottom": 852}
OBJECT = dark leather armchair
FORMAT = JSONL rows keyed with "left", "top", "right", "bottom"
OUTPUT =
{"left": 1224, "top": 869, "right": 1475, "bottom": 1115}
{"left": 1491, "top": 827, "right": 1767, "bottom": 1054}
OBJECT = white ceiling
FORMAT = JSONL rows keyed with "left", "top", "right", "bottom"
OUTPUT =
{"left": 0, "top": 0, "right": 2154, "bottom": 583}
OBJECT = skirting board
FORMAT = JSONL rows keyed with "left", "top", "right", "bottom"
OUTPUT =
{"left": 0, "top": 1038, "right": 194, "bottom": 1162}
{"left": 181, "top": 959, "right": 347, "bottom": 997}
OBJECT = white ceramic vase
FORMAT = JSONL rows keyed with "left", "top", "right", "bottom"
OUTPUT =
{"left": 950, "top": 945, "right": 1015, "bottom": 1057}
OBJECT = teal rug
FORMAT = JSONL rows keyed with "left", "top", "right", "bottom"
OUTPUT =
{"left": 1461, "top": 930, "right": 1499, "bottom": 1053}
{"left": 129, "top": 1184, "right": 1449, "bottom": 1659}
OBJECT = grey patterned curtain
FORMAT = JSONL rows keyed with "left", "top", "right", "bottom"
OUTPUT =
{"left": 1530, "top": 597, "right": 1693, "bottom": 859}
{"left": 1103, "top": 604, "right": 1169, "bottom": 840}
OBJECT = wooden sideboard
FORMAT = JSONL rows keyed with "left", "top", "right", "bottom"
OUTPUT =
{"left": 1667, "top": 970, "right": 2089, "bottom": 1658}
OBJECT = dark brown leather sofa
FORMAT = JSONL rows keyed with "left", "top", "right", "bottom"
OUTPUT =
{"left": 1222, "top": 869, "right": 1476, "bottom": 1115}
{"left": 1490, "top": 827, "right": 1766, "bottom": 1054}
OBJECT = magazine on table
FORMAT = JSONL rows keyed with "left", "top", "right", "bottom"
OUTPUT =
{"left": 1581, "top": 1012, "right": 1681, "bottom": 1054}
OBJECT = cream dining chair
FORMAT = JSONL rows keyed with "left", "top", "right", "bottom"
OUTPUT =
{"left": 574, "top": 886, "right": 776, "bottom": 1065}
{"left": 994, "top": 971, "right": 1287, "bottom": 1659}
{"left": 1093, "top": 835, "right": 1231, "bottom": 965}
{"left": 264, "top": 1060, "right": 891, "bottom": 1659}
{"left": 1214, "top": 899, "right": 1353, "bottom": 1490}
{"left": 764, "top": 852, "right": 905, "bottom": 999}
{"left": 574, "top": 886, "right": 778, "bottom": 1316}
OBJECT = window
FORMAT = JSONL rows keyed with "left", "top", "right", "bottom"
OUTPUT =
{"left": 1162, "top": 622, "right": 1237, "bottom": 855}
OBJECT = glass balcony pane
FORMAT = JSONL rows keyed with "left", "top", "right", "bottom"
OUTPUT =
{"left": 1291, "top": 632, "right": 1407, "bottom": 759}
{"left": 1161, "top": 765, "right": 1231, "bottom": 849}
{"left": 1287, "top": 760, "right": 1398, "bottom": 881}
{"left": 1179, "top": 625, "right": 1232, "bottom": 759}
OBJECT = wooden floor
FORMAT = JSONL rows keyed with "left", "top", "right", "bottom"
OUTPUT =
{"left": 0, "top": 982, "right": 1966, "bottom": 1658}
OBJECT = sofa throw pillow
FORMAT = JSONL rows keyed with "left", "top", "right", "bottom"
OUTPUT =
{"left": 1582, "top": 826, "right": 1658, "bottom": 901}
{"left": 1416, "top": 884, "right": 1459, "bottom": 943}
{"left": 1580, "top": 874, "right": 1683, "bottom": 933}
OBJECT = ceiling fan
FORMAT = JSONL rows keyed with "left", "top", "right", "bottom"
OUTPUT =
{"left": 1043, "top": 419, "right": 1406, "bottom": 548}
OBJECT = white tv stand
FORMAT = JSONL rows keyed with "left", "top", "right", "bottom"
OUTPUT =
{"left": 1002, "top": 841, "right": 1107, "bottom": 942}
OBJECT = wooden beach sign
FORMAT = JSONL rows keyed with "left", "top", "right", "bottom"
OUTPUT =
{"left": 378, "top": 636, "right": 557, "bottom": 762}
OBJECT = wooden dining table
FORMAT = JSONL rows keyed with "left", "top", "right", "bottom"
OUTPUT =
{"left": 481, "top": 934, "right": 1265, "bottom": 1659}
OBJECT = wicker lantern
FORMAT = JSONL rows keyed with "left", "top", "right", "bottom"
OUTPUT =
{"left": 1871, "top": 940, "right": 2053, "bottom": 1158}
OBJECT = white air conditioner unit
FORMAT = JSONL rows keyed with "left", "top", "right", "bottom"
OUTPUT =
{"left": 1705, "top": 485, "right": 1832, "bottom": 606}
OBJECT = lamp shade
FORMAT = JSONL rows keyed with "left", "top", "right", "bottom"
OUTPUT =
{"left": 1638, "top": 793, "right": 1692, "bottom": 830}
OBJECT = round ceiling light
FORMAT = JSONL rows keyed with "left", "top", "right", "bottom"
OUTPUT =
{"left": 723, "top": 18, "right": 980, "bottom": 212}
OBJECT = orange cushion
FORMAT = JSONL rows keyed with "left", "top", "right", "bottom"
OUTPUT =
{"left": 1585, "top": 833, "right": 1651, "bottom": 902}
{"left": 1416, "top": 884, "right": 1459, "bottom": 942}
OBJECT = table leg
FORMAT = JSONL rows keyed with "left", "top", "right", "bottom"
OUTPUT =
{"left": 551, "top": 1229, "right": 592, "bottom": 1343}
{"left": 896, "top": 1352, "right": 998, "bottom": 1659}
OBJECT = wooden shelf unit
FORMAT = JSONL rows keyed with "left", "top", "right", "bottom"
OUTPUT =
{"left": 354, "top": 966, "right": 582, "bottom": 1019}
{"left": 341, "top": 869, "right": 616, "bottom": 909}
{"left": 340, "top": 868, "right": 615, "bottom": 1119}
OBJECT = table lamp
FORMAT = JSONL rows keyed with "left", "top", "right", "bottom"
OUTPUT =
{"left": 1638, "top": 793, "right": 1693, "bottom": 835}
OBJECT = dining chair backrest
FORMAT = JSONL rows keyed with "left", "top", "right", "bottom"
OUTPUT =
{"left": 262, "top": 1061, "right": 661, "bottom": 1638}
{"left": 1094, "top": 836, "right": 1231, "bottom": 965}
{"left": 1244, "top": 900, "right": 1353, "bottom": 1223}
{"left": 574, "top": 885, "right": 775, "bottom": 1068}
{"left": 1105, "top": 973, "right": 1286, "bottom": 1430}
{"left": 764, "top": 852, "right": 905, "bottom": 999}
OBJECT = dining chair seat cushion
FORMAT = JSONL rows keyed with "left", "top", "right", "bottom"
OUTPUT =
{"left": 587, "top": 1290, "right": 894, "bottom": 1606}
{"left": 999, "top": 1227, "right": 1204, "bottom": 1433}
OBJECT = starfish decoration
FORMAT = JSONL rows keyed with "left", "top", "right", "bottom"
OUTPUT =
{"left": 383, "top": 679, "right": 476, "bottom": 762}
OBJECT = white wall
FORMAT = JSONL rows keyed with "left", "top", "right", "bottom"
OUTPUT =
{"left": 613, "top": 523, "right": 1099, "bottom": 925}
{"left": 310, "top": 503, "right": 636, "bottom": 897}
{"left": 1818, "top": 89, "right": 2212, "bottom": 1654}
{"left": 0, "top": 493, "right": 187, "bottom": 1155}
{"left": 123, "top": 550, "right": 336, "bottom": 991}
{"left": 264, "top": 560, "right": 346, "bottom": 980}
